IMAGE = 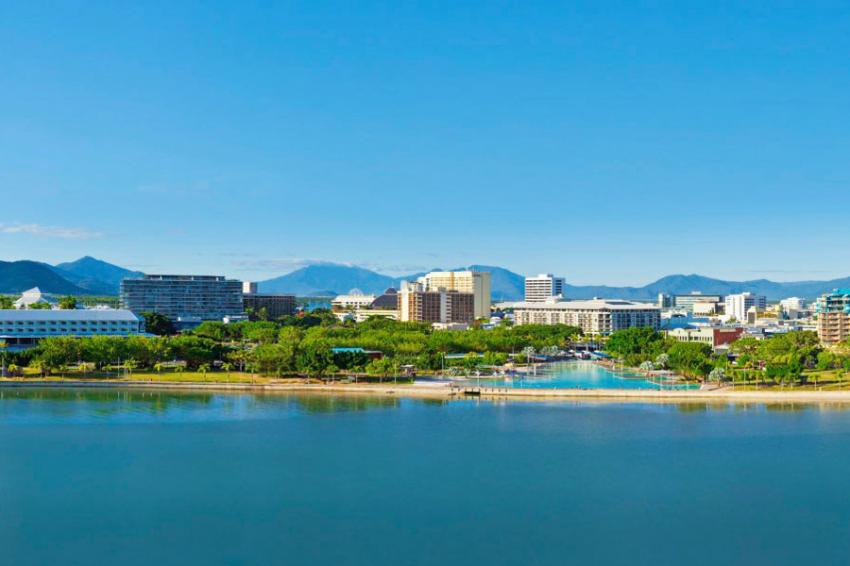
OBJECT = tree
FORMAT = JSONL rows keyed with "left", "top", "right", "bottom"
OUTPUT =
{"left": 58, "top": 296, "right": 78, "bottom": 309}
{"left": 708, "top": 367, "right": 727, "bottom": 383}
{"left": 605, "top": 328, "right": 665, "bottom": 361}
{"left": 0, "top": 296, "right": 13, "bottom": 309}
{"left": 198, "top": 363, "right": 211, "bottom": 379}
{"left": 639, "top": 361, "right": 655, "bottom": 372}
{"left": 655, "top": 353, "right": 669, "bottom": 370}
{"left": 667, "top": 342, "right": 713, "bottom": 380}
{"left": 142, "top": 312, "right": 176, "bottom": 336}
{"left": 28, "top": 301, "right": 51, "bottom": 310}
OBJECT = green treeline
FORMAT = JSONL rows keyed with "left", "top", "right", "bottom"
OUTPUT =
{"left": 5, "top": 315, "right": 583, "bottom": 378}
{"left": 604, "top": 327, "right": 832, "bottom": 384}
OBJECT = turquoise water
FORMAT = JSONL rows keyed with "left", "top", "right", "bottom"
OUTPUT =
{"left": 3, "top": 388, "right": 850, "bottom": 565}
{"left": 471, "top": 361, "right": 694, "bottom": 389}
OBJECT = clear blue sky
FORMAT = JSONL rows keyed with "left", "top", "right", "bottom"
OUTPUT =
{"left": 2, "top": 1, "right": 849, "bottom": 285}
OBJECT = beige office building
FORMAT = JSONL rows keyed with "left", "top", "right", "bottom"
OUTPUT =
{"left": 417, "top": 270, "right": 491, "bottom": 319}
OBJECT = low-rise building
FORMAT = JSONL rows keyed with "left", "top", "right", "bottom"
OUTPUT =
{"left": 0, "top": 309, "right": 143, "bottom": 350}
{"left": 512, "top": 298, "right": 660, "bottom": 335}
{"left": 243, "top": 293, "right": 296, "bottom": 320}
{"left": 331, "top": 292, "right": 377, "bottom": 311}
{"left": 666, "top": 327, "right": 744, "bottom": 350}
{"left": 673, "top": 293, "right": 724, "bottom": 312}
{"left": 816, "top": 289, "right": 850, "bottom": 345}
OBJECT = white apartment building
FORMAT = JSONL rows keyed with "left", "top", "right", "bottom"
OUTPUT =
{"left": 725, "top": 292, "right": 767, "bottom": 322}
{"left": 512, "top": 299, "right": 660, "bottom": 335}
{"left": 331, "top": 291, "right": 377, "bottom": 311}
{"left": 779, "top": 297, "right": 807, "bottom": 319}
{"left": 417, "top": 270, "right": 491, "bottom": 319}
{"left": 524, "top": 274, "right": 565, "bottom": 302}
{"left": 0, "top": 309, "right": 144, "bottom": 350}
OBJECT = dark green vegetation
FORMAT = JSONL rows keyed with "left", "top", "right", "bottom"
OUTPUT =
{"left": 604, "top": 327, "right": 835, "bottom": 385}
{"left": 6, "top": 314, "right": 581, "bottom": 379}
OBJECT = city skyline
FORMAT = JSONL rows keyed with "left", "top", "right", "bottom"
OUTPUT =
{"left": 3, "top": 2, "right": 850, "bottom": 284}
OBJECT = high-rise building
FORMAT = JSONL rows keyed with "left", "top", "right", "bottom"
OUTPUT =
{"left": 512, "top": 298, "right": 660, "bottom": 335}
{"left": 417, "top": 271, "right": 491, "bottom": 318}
{"left": 398, "top": 281, "right": 474, "bottom": 324}
{"left": 724, "top": 293, "right": 767, "bottom": 322}
{"left": 120, "top": 274, "right": 244, "bottom": 327}
{"left": 816, "top": 290, "right": 850, "bottom": 345}
{"left": 524, "top": 274, "right": 565, "bottom": 302}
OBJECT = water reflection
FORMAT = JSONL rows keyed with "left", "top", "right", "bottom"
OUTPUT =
{"left": 0, "top": 388, "right": 408, "bottom": 424}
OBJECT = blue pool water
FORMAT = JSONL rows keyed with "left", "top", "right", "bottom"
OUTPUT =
{"left": 471, "top": 361, "right": 694, "bottom": 389}
{"left": 2, "top": 388, "right": 850, "bottom": 565}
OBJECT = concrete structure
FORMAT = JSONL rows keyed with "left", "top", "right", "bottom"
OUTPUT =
{"left": 524, "top": 274, "right": 565, "bottom": 302}
{"left": 398, "top": 281, "right": 474, "bottom": 324}
{"left": 666, "top": 327, "right": 744, "bottom": 350}
{"left": 243, "top": 293, "right": 296, "bottom": 320}
{"left": 780, "top": 297, "right": 807, "bottom": 319}
{"left": 658, "top": 293, "right": 673, "bottom": 308}
{"left": 725, "top": 293, "right": 767, "bottom": 322}
{"left": 242, "top": 281, "right": 258, "bottom": 294}
{"left": 816, "top": 289, "right": 850, "bottom": 345}
{"left": 0, "top": 309, "right": 143, "bottom": 350}
{"left": 417, "top": 271, "right": 491, "bottom": 319}
{"left": 120, "top": 274, "right": 244, "bottom": 327}
{"left": 673, "top": 293, "right": 724, "bottom": 312}
{"left": 512, "top": 299, "right": 660, "bottom": 335}
{"left": 692, "top": 301, "right": 723, "bottom": 316}
{"left": 331, "top": 292, "right": 377, "bottom": 311}
{"left": 14, "top": 287, "right": 54, "bottom": 309}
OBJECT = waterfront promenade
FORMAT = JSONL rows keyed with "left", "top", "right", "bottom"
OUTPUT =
{"left": 5, "top": 378, "right": 850, "bottom": 404}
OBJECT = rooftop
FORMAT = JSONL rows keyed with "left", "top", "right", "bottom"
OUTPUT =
{"left": 0, "top": 309, "right": 140, "bottom": 322}
{"left": 513, "top": 299, "right": 659, "bottom": 311}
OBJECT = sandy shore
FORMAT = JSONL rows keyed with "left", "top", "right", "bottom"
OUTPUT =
{"left": 4, "top": 378, "right": 850, "bottom": 404}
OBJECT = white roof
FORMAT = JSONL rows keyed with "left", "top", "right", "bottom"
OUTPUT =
{"left": 0, "top": 309, "right": 140, "bottom": 322}
{"left": 513, "top": 299, "right": 659, "bottom": 311}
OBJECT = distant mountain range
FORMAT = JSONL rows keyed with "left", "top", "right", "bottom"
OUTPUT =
{"left": 1, "top": 256, "right": 848, "bottom": 301}
{"left": 258, "top": 264, "right": 850, "bottom": 301}
{"left": 0, "top": 257, "right": 142, "bottom": 295}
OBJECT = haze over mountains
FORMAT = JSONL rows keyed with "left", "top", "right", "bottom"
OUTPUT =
{"left": 0, "top": 257, "right": 847, "bottom": 300}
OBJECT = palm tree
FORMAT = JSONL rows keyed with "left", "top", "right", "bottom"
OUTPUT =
{"left": 198, "top": 363, "right": 211, "bottom": 380}
{"left": 221, "top": 362, "right": 233, "bottom": 382}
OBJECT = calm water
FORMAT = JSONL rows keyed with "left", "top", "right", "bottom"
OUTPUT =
{"left": 473, "top": 361, "right": 694, "bottom": 389}
{"left": 2, "top": 388, "right": 850, "bottom": 565}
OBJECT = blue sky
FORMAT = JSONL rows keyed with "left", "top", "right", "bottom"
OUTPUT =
{"left": 2, "top": 1, "right": 849, "bottom": 285}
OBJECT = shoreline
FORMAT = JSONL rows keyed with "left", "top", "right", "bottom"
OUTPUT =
{"left": 4, "top": 378, "right": 850, "bottom": 404}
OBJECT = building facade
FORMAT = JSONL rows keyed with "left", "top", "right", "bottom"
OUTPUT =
{"left": 398, "top": 281, "right": 474, "bottom": 324}
{"left": 331, "top": 293, "right": 377, "bottom": 311}
{"left": 243, "top": 294, "right": 296, "bottom": 320}
{"left": 524, "top": 274, "right": 565, "bottom": 302}
{"left": 120, "top": 274, "right": 244, "bottom": 326}
{"left": 816, "top": 289, "right": 850, "bottom": 345}
{"left": 666, "top": 327, "right": 744, "bottom": 350}
{"left": 512, "top": 299, "right": 660, "bottom": 335}
{"left": 725, "top": 293, "right": 767, "bottom": 322}
{"left": 0, "top": 309, "right": 143, "bottom": 350}
{"left": 673, "top": 293, "right": 724, "bottom": 312}
{"left": 417, "top": 271, "right": 491, "bottom": 319}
